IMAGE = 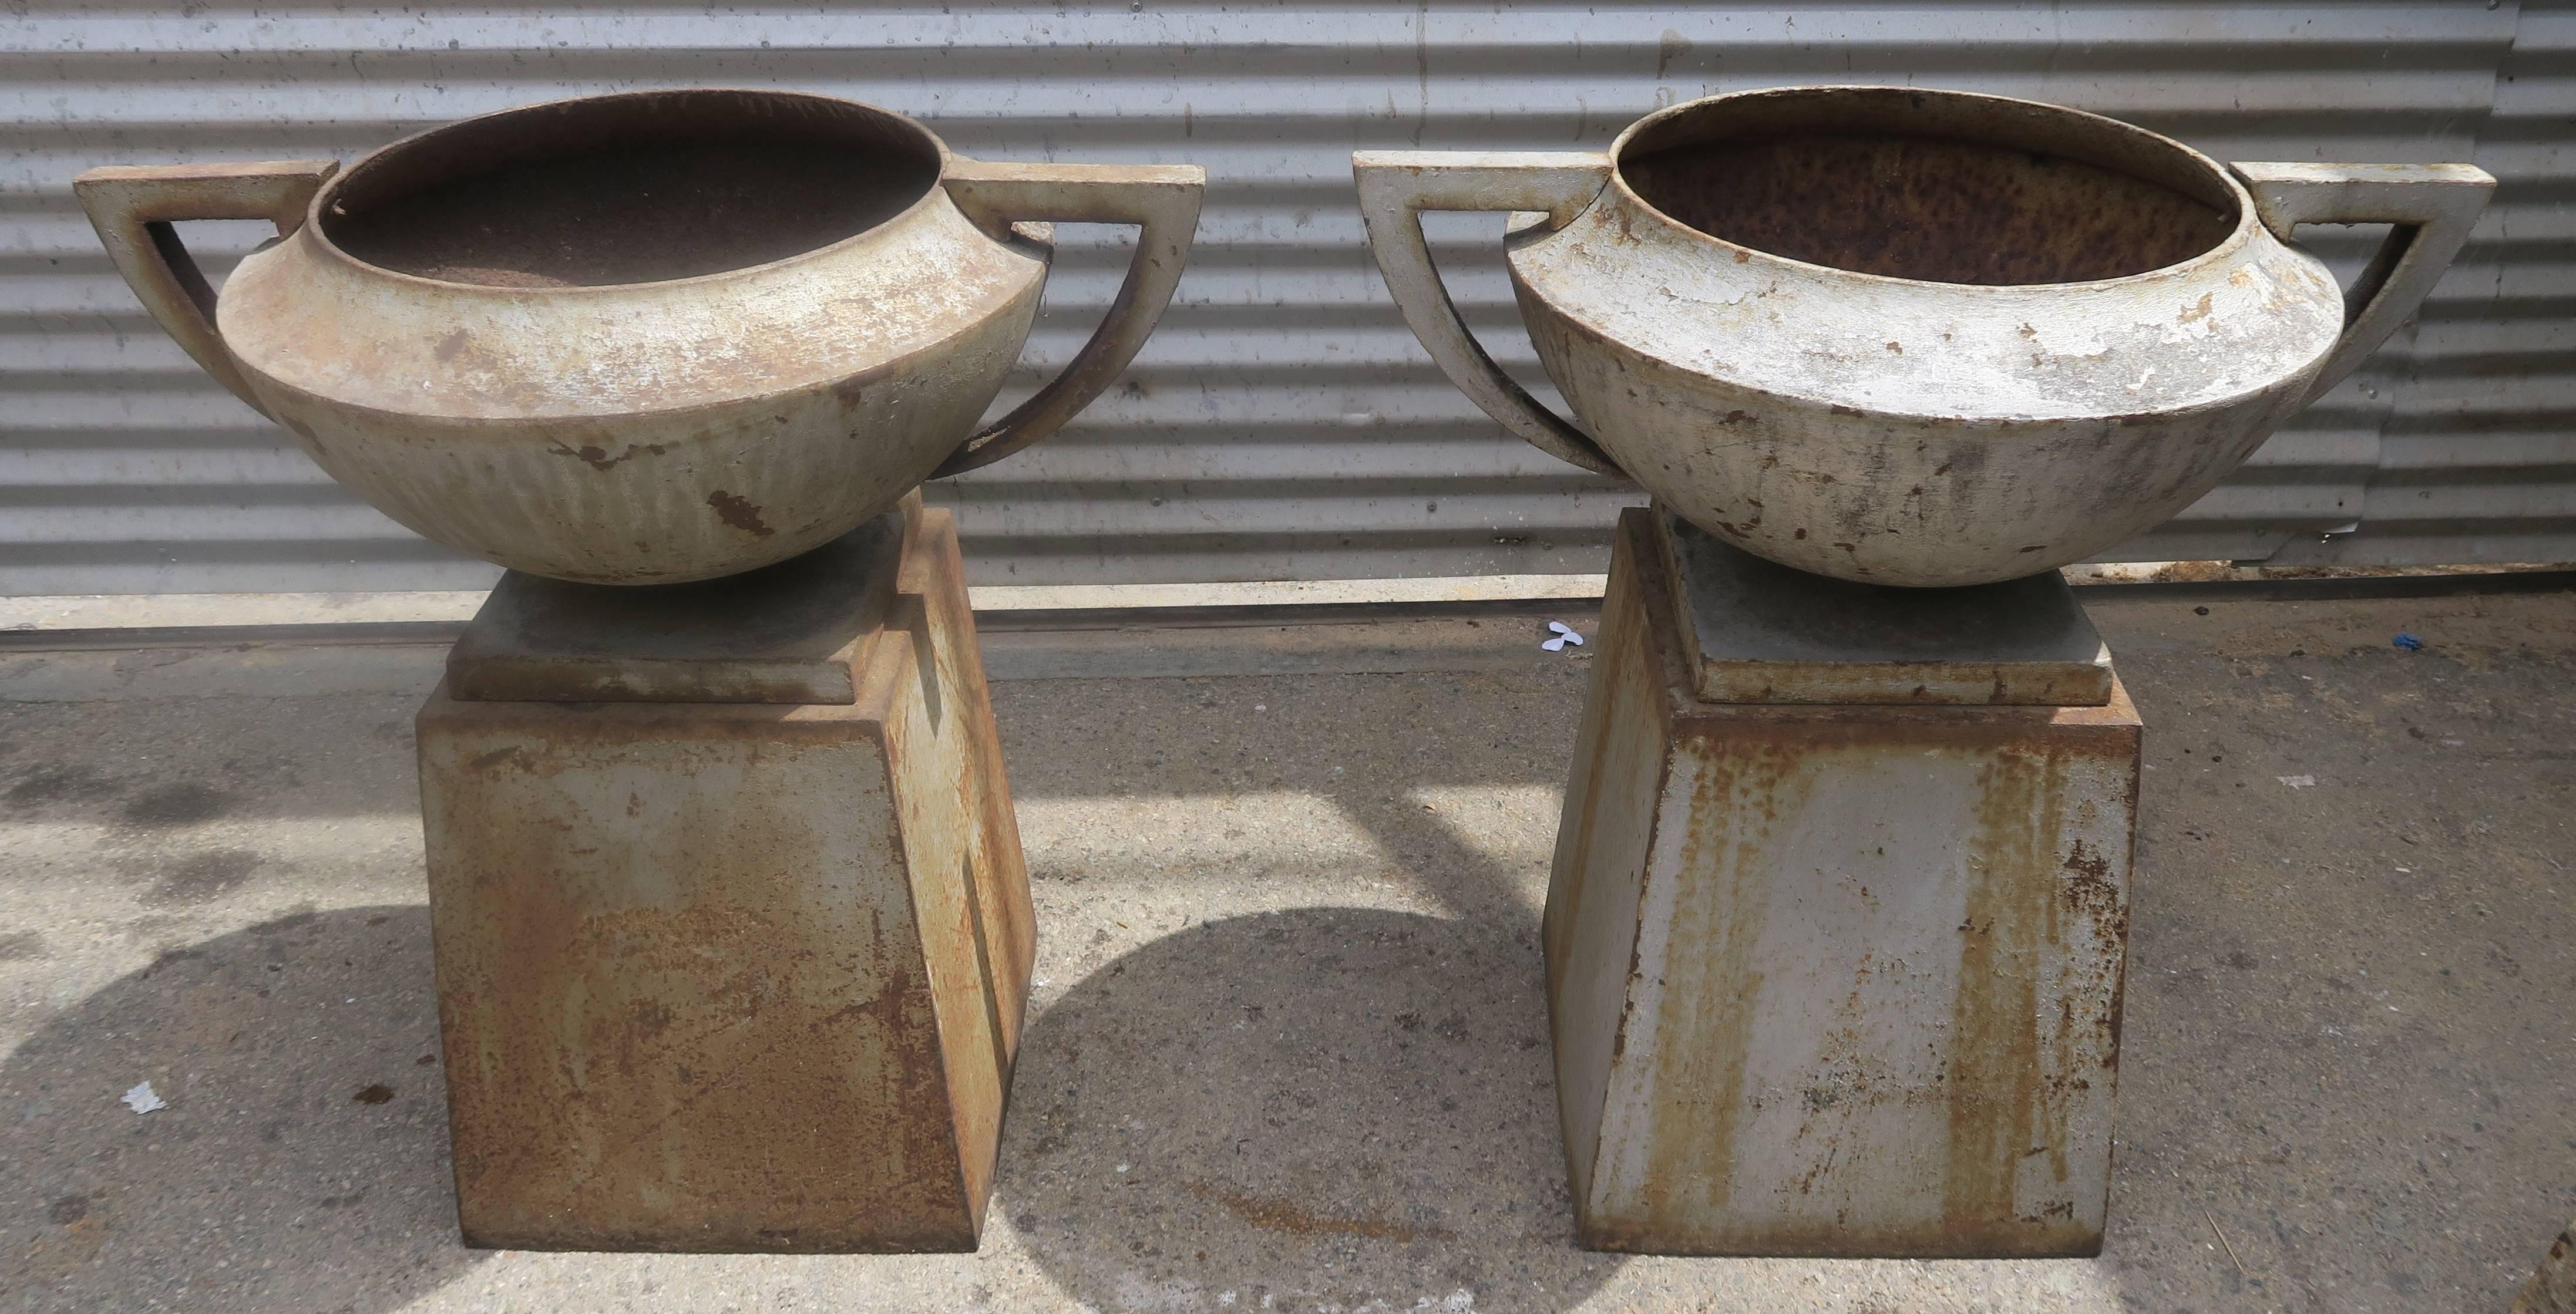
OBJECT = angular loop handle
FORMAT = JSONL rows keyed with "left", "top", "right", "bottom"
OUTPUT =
{"left": 936, "top": 159, "right": 1206, "bottom": 478}
{"left": 1352, "top": 150, "right": 1623, "bottom": 479}
{"left": 2231, "top": 161, "right": 2496, "bottom": 407}
{"left": 73, "top": 160, "right": 341, "bottom": 417}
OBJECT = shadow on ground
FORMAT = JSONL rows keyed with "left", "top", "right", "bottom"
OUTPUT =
{"left": 0, "top": 905, "right": 480, "bottom": 1313}
{"left": 1000, "top": 905, "right": 1625, "bottom": 1313}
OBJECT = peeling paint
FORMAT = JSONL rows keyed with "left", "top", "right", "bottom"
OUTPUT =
{"left": 415, "top": 506, "right": 1033, "bottom": 1251}
{"left": 1362, "top": 85, "right": 2491, "bottom": 587}
{"left": 1549, "top": 509, "right": 2140, "bottom": 1256}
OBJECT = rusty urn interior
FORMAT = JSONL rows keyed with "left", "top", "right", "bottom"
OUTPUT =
{"left": 1616, "top": 87, "right": 2242, "bottom": 286}
{"left": 321, "top": 89, "right": 942, "bottom": 288}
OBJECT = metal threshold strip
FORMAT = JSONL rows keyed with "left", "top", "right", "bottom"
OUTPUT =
{"left": 2, "top": 569, "right": 2572, "bottom": 658}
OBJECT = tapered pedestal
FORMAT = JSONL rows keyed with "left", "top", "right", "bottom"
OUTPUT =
{"left": 416, "top": 496, "right": 1034, "bottom": 1252}
{"left": 1545, "top": 508, "right": 2140, "bottom": 1257}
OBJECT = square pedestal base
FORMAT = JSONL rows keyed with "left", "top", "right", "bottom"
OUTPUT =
{"left": 1545, "top": 509, "right": 2140, "bottom": 1257}
{"left": 416, "top": 501, "right": 1034, "bottom": 1252}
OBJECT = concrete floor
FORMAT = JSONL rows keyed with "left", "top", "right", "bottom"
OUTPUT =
{"left": 1, "top": 585, "right": 2571, "bottom": 1312}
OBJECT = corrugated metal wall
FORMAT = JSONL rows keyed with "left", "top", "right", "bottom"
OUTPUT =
{"left": 3, "top": 3, "right": 2565, "bottom": 594}
{"left": 2350, "top": 0, "right": 2576, "bottom": 568}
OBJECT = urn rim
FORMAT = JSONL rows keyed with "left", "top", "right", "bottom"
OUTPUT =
{"left": 1602, "top": 84, "right": 2264, "bottom": 294}
{"left": 300, "top": 86, "right": 963, "bottom": 296}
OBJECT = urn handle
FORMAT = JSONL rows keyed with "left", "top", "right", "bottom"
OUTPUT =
{"left": 73, "top": 159, "right": 341, "bottom": 419}
{"left": 2230, "top": 161, "right": 2496, "bottom": 407}
{"left": 935, "top": 159, "right": 1206, "bottom": 477}
{"left": 1352, "top": 151, "right": 1625, "bottom": 479}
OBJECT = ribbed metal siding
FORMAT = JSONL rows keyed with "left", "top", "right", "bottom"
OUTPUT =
{"left": 2329, "top": 0, "right": 2576, "bottom": 567}
{"left": 1, "top": 4, "right": 2562, "bottom": 594}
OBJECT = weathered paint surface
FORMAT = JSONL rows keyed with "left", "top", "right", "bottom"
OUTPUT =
{"left": 76, "top": 89, "right": 1202, "bottom": 586}
{"left": 413, "top": 506, "right": 1032, "bottom": 1251}
{"left": 1546, "top": 508, "right": 2141, "bottom": 1256}
{"left": 1541, "top": 520, "right": 1674, "bottom": 1214}
{"left": 9, "top": 7, "right": 2562, "bottom": 594}
{"left": 879, "top": 504, "right": 1038, "bottom": 1220}
{"left": 442, "top": 510, "right": 909, "bottom": 705}
{"left": 1360, "top": 86, "right": 2494, "bottom": 587}
{"left": 1654, "top": 506, "right": 2113, "bottom": 707}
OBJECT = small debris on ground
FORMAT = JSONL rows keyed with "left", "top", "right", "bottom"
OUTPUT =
{"left": 1541, "top": 621, "right": 1585, "bottom": 652}
{"left": 351, "top": 1083, "right": 394, "bottom": 1105}
{"left": 120, "top": 1081, "right": 165, "bottom": 1114}
{"left": 2277, "top": 774, "right": 2317, "bottom": 789}
{"left": 2394, "top": 632, "right": 2426, "bottom": 651}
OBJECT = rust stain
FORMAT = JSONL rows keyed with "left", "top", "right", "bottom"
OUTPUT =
{"left": 705, "top": 489, "right": 776, "bottom": 538}
{"left": 2062, "top": 834, "right": 2133, "bottom": 1072}
{"left": 1582, "top": 1212, "right": 2094, "bottom": 1257}
{"left": 551, "top": 441, "right": 667, "bottom": 471}
{"left": 1945, "top": 749, "right": 2054, "bottom": 1237}
{"left": 1928, "top": 731, "right": 2130, "bottom": 1248}
{"left": 413, "top": 524, "right": 1032, "bottom": 1254}
{"left": 21, "top": 1203, "right": 109, "bottom": 1282}
{"left": 1181, "top": 1180, "right": 1452, "bottom": 1242}
{"left": 1626, "top": 730, "right": 1832, "bottom": 1228}
{"left": 425, "top": 735, "right": 976, "bottom": 1251}
{"left": 2178, "top": 292, "right": 2215, "bottom": 324}
{"left": 466, "top": 745, "right": 527, "bottom": 772}
{"left": 1558, "top": 511, "right": 2137, "bottom": 1254}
